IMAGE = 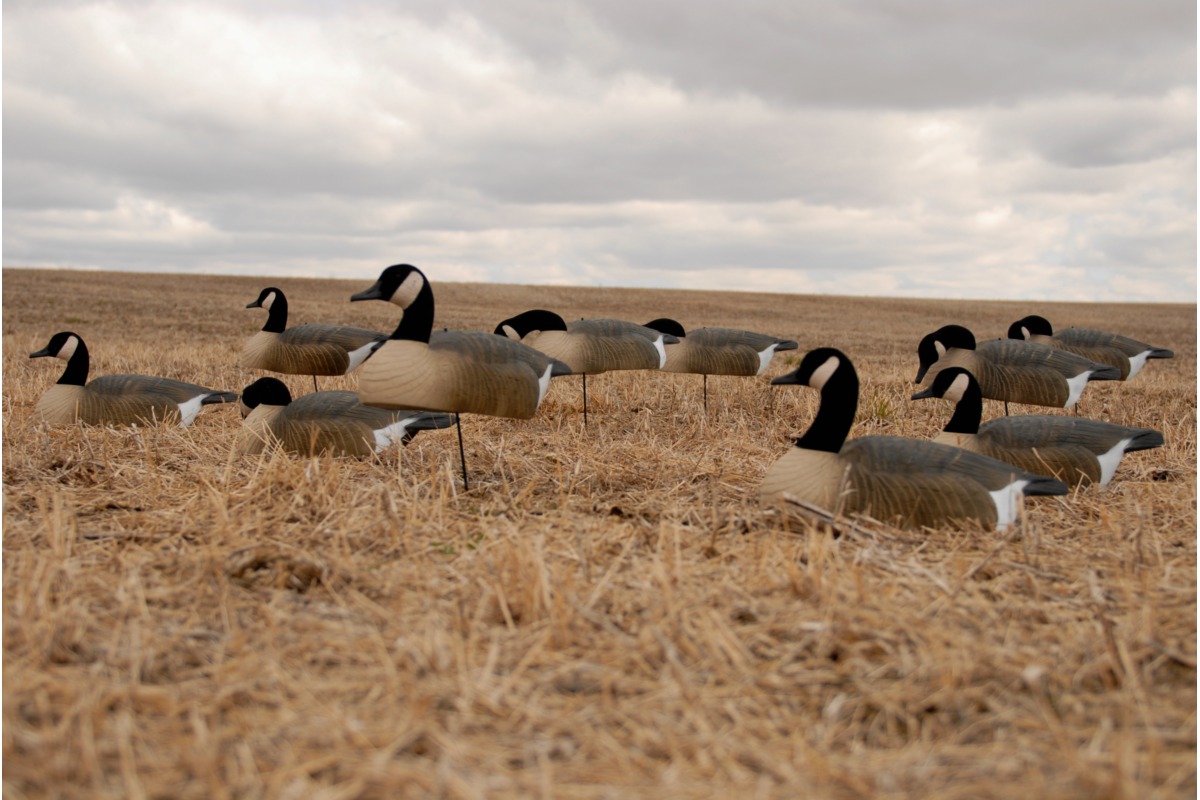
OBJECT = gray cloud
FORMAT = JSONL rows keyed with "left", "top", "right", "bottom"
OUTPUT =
{"left": 3, "top": 0, "right": 1195, "bottom": 301}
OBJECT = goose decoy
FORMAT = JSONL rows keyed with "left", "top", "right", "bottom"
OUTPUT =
{"left": 29, "top": 331, "right": 237, "bottom": 427}
{"left": 915, "top": 324, "right": 1121, "bottom": 411}
{"left": 911, "top": 367, "right": 1164, "bottom": 488}
{"left": 760, "top": 347, "right": 1068, "bottom": 530}
{"left": 643, "top": 317, "right": 798, "bottom": 410}
{"left": 1007, "top": 315, "right": 1174, "bottom": 380}
{"left": 237, "top": 377, "right": 454, "bottom": 457}
{"left": 241, "top": 286, "right": 386, "bottom": 391}
{"left": 349, "top": 264, "right": 571, "bottom": 488}
{"left": 494, "top": 309, "right": 677, "bottom": 425}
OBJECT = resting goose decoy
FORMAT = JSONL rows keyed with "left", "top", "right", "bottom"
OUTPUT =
{"left": 643, "top": 317, "right": 799, "bottom": 410}
{"left": 1007, "top": 315, "right": 1174, "bottom": 380}
{"left": 760, "top": 347, "right": 1068, "bottom": 531}
{"left": 241, "top": 286, "right": 386, "bottom": 391}
{"left": 350, "top": 264, "right": 571, "bottom": 488}
{"left": 237, "top": 377, "right": 454, "bottom": 457}
{"left": 29, "top": 331, "right": 237, "bottom": 427}
{"left": 915, "top": 324, "right": 1121, "bottom": 411}
{"left": 912, "top": 367, "right": 1164, "bottom": 488}
{"left": 494, "top": 309, "right": 678, "bottom": 424}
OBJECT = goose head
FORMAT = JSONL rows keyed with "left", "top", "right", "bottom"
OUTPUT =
{"left": 643, "top": 318, "right": 688, "bottom": 338}
{"left": 911, "top": 366, "right": 978, "bottom": 403}
{"left": 915, "top": 324, "right": 976, "bottom": 383}
{"left": 351, "top": 264, "right": 434, "bottom": 342}
{"left": 30, "top": 331, "right": 85, "bottom": 361}
{"left": 771, "top": 347, "right": 857, "bottom": 453}
{"left": 240, "top": 377, "right": 293, "bottom": 418}
{"left": 494, "top": 309, "right": 568, "bottom": 339}
{"left": 1007, "top": 314, "right": 1054, "bottom": 341}
{"left": 246, "top": 287, "right": 285, "bottom": 311}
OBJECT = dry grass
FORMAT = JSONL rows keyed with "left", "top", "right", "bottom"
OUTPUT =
{"left": 3, "top": 267, "right": 1195, "bottom": 799}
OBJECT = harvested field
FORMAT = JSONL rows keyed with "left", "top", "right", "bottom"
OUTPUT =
{"left": 3, "top": 266, "right": 1196, "bottom": 798}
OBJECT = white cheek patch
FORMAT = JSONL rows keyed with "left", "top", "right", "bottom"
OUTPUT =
{"left": 945, "top": 372, "right": 970, "bottom": 402}
{"left": 934, "top": 341, "right": 947, "bottom": 358}
{"left": 392, "top": 272, "right": 425, "bottom": 308}
{"left": 808, "top": 355, "right": 840, "bottom": 390}
{"left": 261, "top": 291, "right": 277, "bottom": 310}
{"left": 501, "top": 324, "right": 521, "bottom": 340}
{"left": 58, "top": 335, "right": 80, "bottom": 360}
{"left": 1020, "top": 326, "right": 1030, "bottom": 340}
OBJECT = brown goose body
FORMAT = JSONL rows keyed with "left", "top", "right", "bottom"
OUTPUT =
{"left": 30, "top": 332, "right": 236, "bottom": 427}
{"left": 761, "top": 348, "right": 1068, "bottom": 530}
{"left": 643, "top": 319, "right": 799, "bottom": 376}
{"left": 360, "top": 330, "right": 563, "bottom": 418}
{"left": 916, "top": 325, "right": 1121, "bottom": 408}
{"left": 1008, "top": 315, "right": 1175, "bottom": 380}
{"left": 914, "top": 367, "right": 1165, "bottom": 487}
{"left": 238, "top": 379, "right": 453, "bottom": 457}
{"left": 495, "top": 311, "right": 674, "bottom": 374}
{"left": 241, "top": 287, "right": 384, "bottom": 377}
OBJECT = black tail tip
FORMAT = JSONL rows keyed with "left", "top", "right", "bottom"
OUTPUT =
{"left": 202, "top": 391, "right": 239, "bottom": 405}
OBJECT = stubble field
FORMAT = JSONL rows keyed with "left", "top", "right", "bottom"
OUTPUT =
{"left": 2, "top": 267, "right": 1196, "bottom": 798}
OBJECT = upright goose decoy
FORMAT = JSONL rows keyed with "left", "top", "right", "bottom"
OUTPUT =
{"left": 915, "top": 324, "right": 1121, "bottom": 411}
{"left": 912, "top": 367, "right": 1164, "bottom": 488}
{"left": 1007, "top": 315, "right": 1174, "bottom": 380}
{"left": 494, "top": 309, "right": 678, "bottom": 424}
{"left": 643, "top": 317, "right": 798, "bottom": 410}
{"left": 760, "top": 347, "right": 1068, "bottom": 530}
{"left": 237, "top": 377, "right": 454, "bottom": 457}
{"left": 241, "top": 286, "right": 386, "bottom": 391}
{"left": 30, "top": 331, "right": 237, "bottom": 427}
{"left": 350, "top": 265, "right": 571, "bottom": 488}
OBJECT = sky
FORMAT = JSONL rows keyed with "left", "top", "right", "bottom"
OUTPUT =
{"left": 4, "top": 0, "right": 1196, "bottom": 302}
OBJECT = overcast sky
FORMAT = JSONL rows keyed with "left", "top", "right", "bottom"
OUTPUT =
{"left": 4, "top": 1, "right": 1196, "bottom": 302}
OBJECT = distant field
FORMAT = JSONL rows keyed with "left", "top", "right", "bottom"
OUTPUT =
{"left": 3, "top": 266, "right": 1195, "bottom": 798}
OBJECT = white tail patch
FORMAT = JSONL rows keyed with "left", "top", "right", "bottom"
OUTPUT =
{"left": 392, "top": 271, "right": 425, "bottom": 308}
{"left": 989, "top": 479, "right": 1029, "bottom": 530}
{"left": 1095, "top": 437, "right": 1133, "bottom": 487}
{"left": 653, "top": 336, "right": 668, "bottom": 368}
{"left": 755, "top": 344, "right": 780, "bottom": 376}
{"left": 808, "top": 355, "right": 840, "bottom": 390}
{"left": 1125, "top": 351, "right": 1149, "bottom": 380}
{"left": 1063, "top": 372, "right": 1091, "bottom": 407}
{"left": 177, "top": 395, "right": 207, "bottom": 427}
{"left": 373, "top": 417, "right": 416, "bottom": 451}
{"left": 345, "top": 340, "right": 379, "bottom": 372}
{"left": 536, "top": 363, "right": 555, "bottom": 405}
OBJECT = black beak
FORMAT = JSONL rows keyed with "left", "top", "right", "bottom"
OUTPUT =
{"left": 911, "top": 387, "right": 936, "bottom": 400}
{"left": 770, "top": 369, "right": 807, "bottom": 386}
{"left": 350, "top": 282, "right": 384, "bottom": 302}
{"left": 29, "top": 347, "right": 52, "bottom": 359}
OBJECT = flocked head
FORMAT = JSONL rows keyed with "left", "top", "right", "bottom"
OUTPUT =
{"left": 771, "top": 347, "right": 850, "bottom": 390}
{"left": 911, "top": 366, "right": 979, "bottom": 402}
{"left": 246, "top": 287, "right": 285, "bottom": 310}
{"left": 493, "top": 309, "right": 568, "bottom": 338}
{"left": 1007, "top": 314, "right": 1054, "bottom": 341}
{"left": 29, "top": 331, "right": 85, "bottom": 361}
{"left": 350, "top": 264, "right": 427, "bottom": 307}
{"left": 643, "top": 318, "right": 688, "bottom": 338}
{"left": 241, "top": 377, "right": 293, "bottom": 415}
{"left": 915, "top": 325, "right": 976, "bottom": 383}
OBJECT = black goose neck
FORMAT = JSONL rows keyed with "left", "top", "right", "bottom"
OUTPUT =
{"left": 262, "top": 292, "right": 289, "bottom": 333}
{"left": 944, "top": 379, "right": 982, "bottom": 435}
{"left": 390, "top": 280, "right": 434, "bottom": 343}
{"left": 796, "top": 363, "right": 857, "bottom": 453}
{"left": 58, "top": 339, "right": 90, "bottom": 386}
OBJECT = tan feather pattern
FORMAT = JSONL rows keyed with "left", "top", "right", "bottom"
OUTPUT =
{"left": 239, "top": 325, "right": 383, "bottom": 376}
{"left": 239, "top": 391, "right": 449, "bottom": 457}
{"left": 663, "top": 328, "right": 787, "bottom": 375}
{"left": 923, "top": 347, "right": 1069, "bottom": 407}
{"left": 358, "top": 331, "right": 554, "bottom": 419}
{"left": 34, "top": 376, "right": 228, "bottom": 426}
{"left": 522, "top": 320, "right": 666, "bottom": 374}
